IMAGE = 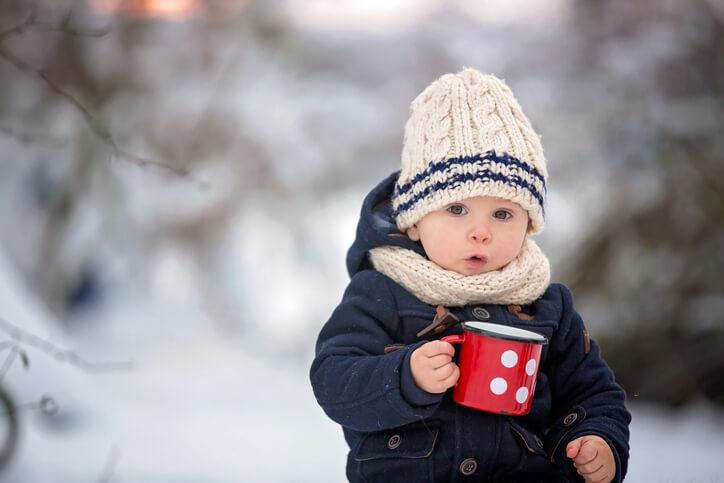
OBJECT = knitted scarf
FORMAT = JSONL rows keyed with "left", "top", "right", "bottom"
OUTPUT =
{"left": 369, "top": 238, "right": 550, "bottom": 307}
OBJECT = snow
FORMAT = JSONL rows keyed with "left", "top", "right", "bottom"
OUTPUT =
{"left": 0, "top": 246, "right": 348, "bottom": 482}
{"left": 627, "top": 402, "right": 724, "bottom": 482}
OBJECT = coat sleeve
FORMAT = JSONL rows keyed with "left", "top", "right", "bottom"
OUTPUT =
{"left": 309, "top": 270, "right": 443, "bottom": 432}
{"left": 544, "top": 284, "right": 631, "bottom": 483}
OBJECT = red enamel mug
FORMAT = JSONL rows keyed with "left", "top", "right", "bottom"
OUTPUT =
{"left": 441, "top": 321, "right": 547, "bottom": 415}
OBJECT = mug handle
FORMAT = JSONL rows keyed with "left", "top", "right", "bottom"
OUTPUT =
{"left": 440, "top": 335, "right": 464, "bottom": 344}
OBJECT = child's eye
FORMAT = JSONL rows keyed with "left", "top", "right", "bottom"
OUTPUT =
{"left": 493, "top": 210, "right": 512, "bottom": 220}
{"left": 447, "top": 204, "right": 467, "bottom": 215}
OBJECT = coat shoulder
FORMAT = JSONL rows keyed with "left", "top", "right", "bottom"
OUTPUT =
{"left": 534, "top": 282, "right": 574, "bottom": 320}
{"left": 346, "top": 269, "right": 397, "bottom": 300}
{"left": 347, "top": 269, "right": 429, "bottom": 309}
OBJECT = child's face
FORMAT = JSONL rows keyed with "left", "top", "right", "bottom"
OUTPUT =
{"left": 406, "top": 196, "right": 529, "bottom": 276}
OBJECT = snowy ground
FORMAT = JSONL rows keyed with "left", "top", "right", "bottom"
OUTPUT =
{"left": 2, "top": 247, "right": 724, "bottom": 482}
{"left": 626, "top": 402, "right": 724, "bottom": 483}
{"left": 1, "top": 334, "right": 349, "bottom": 482}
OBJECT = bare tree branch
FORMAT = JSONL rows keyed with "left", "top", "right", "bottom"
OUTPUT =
{"left": 0, "top": 344, "right": 21, "bottom": 384}
{"left": 0, "top": 4, "right": 110, "bottom": 39}
{"left": 0, "top": 43, "right": 113, "bottom": 139}
{"left": 0, "top": 317, "right": 133, "bottom": 373}
{"left": 3, "top": 393, "right": 59, "bottom": 415}
{"left": 97, "top": 445, "right": 122, "bottom": 483}
{"left": 0, "top": 121, "right": 68, "bottom": 147}
{"left": 0, "top": 8, "right": 35, "bottom": 40}
{"left": 114, "top": 145, "right": 211, "bottom": 190}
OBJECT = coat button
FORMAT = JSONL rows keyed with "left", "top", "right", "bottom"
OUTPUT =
{"left": 563, "top": 412, "right": 578, "bottom": 426}
{"left": 459, "top": 457, "right": 478, "bottom": 475}
{"left": 387, "top": 434, "right": 402, "bottom": 450}
{"left": 472, "top": 307, "right": 490, "bottom": 321}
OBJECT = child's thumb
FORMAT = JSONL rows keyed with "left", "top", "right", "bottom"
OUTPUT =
{"left": 566, "top": 438, "right": 581, "bottom": 459}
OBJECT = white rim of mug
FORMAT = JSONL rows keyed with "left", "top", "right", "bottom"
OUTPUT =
{"left": 461, "top": 321, "right": 548, "bottom": 345}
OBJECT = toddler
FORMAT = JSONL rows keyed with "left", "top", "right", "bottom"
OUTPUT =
{"left": 310, "top": 68, "right": 631, "bottom": 482}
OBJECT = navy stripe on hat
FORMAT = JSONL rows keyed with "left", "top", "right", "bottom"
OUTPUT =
{"left": 392, "top": 150, "right": 546, "bottom": 219}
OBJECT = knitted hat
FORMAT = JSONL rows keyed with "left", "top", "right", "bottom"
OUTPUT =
{"left": 392, "top": 68, "right": 547, "bottom": 234}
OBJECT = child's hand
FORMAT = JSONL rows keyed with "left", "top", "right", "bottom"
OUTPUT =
{"left": 410, "top": 340, "right": 459, "bottom": 394}
{"left": 566, "top": 435, "right": 616, "bottom": 483}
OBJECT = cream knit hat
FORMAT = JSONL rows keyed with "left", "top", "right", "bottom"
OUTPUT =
{"left": 392, "top": 68, "right": 548, "bottom": 234}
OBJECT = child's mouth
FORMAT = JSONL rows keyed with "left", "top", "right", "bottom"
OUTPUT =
{"left": 465, "top": 255, "right": 488, "bottom": 268}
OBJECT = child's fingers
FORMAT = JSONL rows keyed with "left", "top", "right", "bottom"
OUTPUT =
{"left": 419, "top": 340, "right": 455, "bottom": 358}
{"left": 445, "top": 364, "right": 460, "bottom": 386}
{"left": 433, "top": 361, "right": 457, "bottom": 379}
{"left": 437, "top": 340, "right": 456, "bottom": 356}
{"left": 566, "top": 438, "right": 582, "bottom": 459}
{"left": 573, "top": 439, "right": 599, "bottom": 466}
{"left": 436, "top": 363, "right": 460, "bottom": 388}
{"left": 416, "top": 359, "right": 458, "bottom": 392}
{"left": 409, "top": 340, "right": 458, "bottom": 392}
{"left": 568, "top": 436, "right": 615, "bottom": 483}
{"left": 573, "top": 458, "right": 602, "bottom": 474}
{"left": 577, "top": 463, "right": 607, "bottom": 482}
{"left": 575, "top": 461, "right": 612, "bottom": 483}
{"left": 426, "top": 353, "right": 453, "bottom": 369}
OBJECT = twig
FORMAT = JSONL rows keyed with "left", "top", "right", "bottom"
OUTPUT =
{"left": 0, "top": 317, "right": 133, "bottom": 373}
{"left": 0, "top": 9, "right": 36, "bottom": 40}
{"left": 0, "top": 345, "right": 20, "bottom": 383}
{"left": 114, "top": 146, "right": 211, "bottom": 190}
{"left": 0, "top": 43, "right": 112, "bottom": 137}
{"left": 98, "top": 445, "right": 122, "bottom": 483}
{"left": 0, "top": 121, "right": 68, "bottom": 148}
{"left": 0, "top": 5, "right": 109, "bottom": 39}
{"left": 27, "top": 19, "right": 112, "bottom": 38}
{"left": 2, "top": 393, "right": 59, "bottom": 416}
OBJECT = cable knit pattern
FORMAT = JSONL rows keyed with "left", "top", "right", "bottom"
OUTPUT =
{"left": 369, "top": 238, "right": 551, "bottom": 307}
{"left": 394, "top": 68, "right": 547, "bottom": 234}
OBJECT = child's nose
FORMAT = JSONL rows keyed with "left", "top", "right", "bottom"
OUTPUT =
{"left": 468, "top": 222, "right": 492, "bottom": 244}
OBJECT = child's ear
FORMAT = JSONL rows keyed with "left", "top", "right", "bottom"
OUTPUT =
{"left": 406, "top": 225, "right": 420, "bottom": 241}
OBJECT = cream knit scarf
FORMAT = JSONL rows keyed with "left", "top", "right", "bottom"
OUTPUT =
{"left": 369, "top": 238, "right": 550, "bottom": 307}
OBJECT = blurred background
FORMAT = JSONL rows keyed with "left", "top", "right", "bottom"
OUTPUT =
{"left": 0, "top": 0, "right": 723, "bottom": 481}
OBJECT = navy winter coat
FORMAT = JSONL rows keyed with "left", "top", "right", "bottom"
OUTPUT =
{"left": 310, "top": 172, "right": 631, "bottom": 482}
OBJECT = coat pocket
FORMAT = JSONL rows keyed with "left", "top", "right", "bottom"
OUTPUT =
{"left": 509, "top": 420, "right": 547, "bottom": 458}
{"left": 350, "top": 420, "right": 440, "bottom": 482}
{"left": 507, "top": 419, "right": 564, "bottom": 480}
